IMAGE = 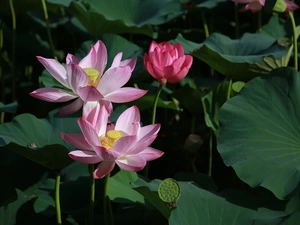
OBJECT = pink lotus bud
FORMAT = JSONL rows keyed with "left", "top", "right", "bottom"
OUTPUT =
{"left": 144, "top": 41, "right": 193, "bottom": 85}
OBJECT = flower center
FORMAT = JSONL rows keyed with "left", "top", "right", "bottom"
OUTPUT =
{"left": 100, "top": 130, "right": 123, "bottom": 150}
{"left": 84, "top": 68, "right": 101, "bottom": 87}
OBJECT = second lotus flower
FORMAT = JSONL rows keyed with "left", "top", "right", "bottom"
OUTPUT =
{"left": 61, "top": 104, "right": 164, "bottom": 178}
{"left": 30, "top": 40, "right": 147, "bottom": 116}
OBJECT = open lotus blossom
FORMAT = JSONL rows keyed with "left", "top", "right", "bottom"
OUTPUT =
{"left": 144, "top": 41, "right": 193, "bottom": 85}
{"left": 61, "top": 104, "right": 164, "bottom": 178}
{"left": 232, "top": 0, "right": 298, "bottom": 12}
{"left": 30, "top": 40, "right": 147, "bottom": 116}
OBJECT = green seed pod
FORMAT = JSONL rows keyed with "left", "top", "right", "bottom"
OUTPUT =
{"left": 158, "top": 178, "right": 181, "bottom": 207}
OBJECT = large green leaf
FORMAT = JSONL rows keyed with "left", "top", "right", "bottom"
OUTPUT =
{"left": 195, "top": 0, "right": 228, "bottom": 9}
{"left": 66, "top": 1, "right": 154, "bottom": 37}
{"left": 132, "top": 178, "right": 290, "bottom": 224}
{"left": 0, "top": 109, "right": 81, "bottom": 172}
{"left": 0, "top": 189, "right": 35, "bottom": 225}
{"left": 172, "top": 32, "right": 289, "bottom": 80}
{"left": 217, "top": 67, "right": 300, "bottom": 200}
{"left": 107, "top": 170, "right": 144, "bottom": 204}
{"left": 169, "top": 182, "right": 287, "bottom": 225}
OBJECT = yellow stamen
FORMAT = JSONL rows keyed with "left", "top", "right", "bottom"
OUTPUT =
{"left": 100, "top": 130, "right": 123, "bottom": 150}
{"left": 84, "top": 68, "right": 101, "bottom": 87}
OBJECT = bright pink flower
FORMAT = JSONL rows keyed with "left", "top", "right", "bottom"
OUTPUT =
{"left": 232, "top": 0, "right": 265, "bottom": 12}
{"left": 30, "top": 40, "right": 147, "bottom": 116}
{"left": 61, "top": 105, "right": 164, "bottom": 178}
{"left": 144, "top": 41, "right": 193, "bottom": 85}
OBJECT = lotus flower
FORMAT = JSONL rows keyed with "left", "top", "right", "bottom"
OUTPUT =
{"left": 232, "top": 0, "right": 265, "bottom": 12}
{"left": 61, "top": 104, "right": 164, "bottom": 178}
{"left": 30, "top": 40, "right": 147, "bottom": 116}
{"left": 144, "top": 41, "right": 193, "bottom": 85}
{"left": 232, "top": 0, "right": 298, "bottom": 12}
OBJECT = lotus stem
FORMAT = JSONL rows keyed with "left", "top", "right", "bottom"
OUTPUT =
{"left": 55, "top": 173, "right": 62, "bottom": 225}
{"left": 88, "top": 164, "right": 95, "bottom": 225}
{"left": 200, "top": 9, "right": 209, "bottom": 39}
{"left": 41, "top": 0, "right": 57, "bottom": 60}
{"left": 234, "top": 2, "right": 240, "bottom": 38}
{"left": 104, "top": 173, "right": 114, "bottom": 225}
{"left": 208, "top": 129, "right": 213, "bottom": 177}
{"left": 151, "top": 84, "right": 163, "bottom": 124}
{"left": 9, "top": 0, "right": 16, "bottom": 101}
{"left": 227, "top": 79, "right": 232, "bottom": 100}
{"left": 289, "top": 10, "right": 298, "bottom": 71}
{"left": 257, "top": 11, "right": 262, "bottom": 32}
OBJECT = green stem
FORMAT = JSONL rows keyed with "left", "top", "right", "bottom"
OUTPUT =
{"left": 41, "top": 0, "right": 57, "bottom": 60}
{"left": 227, "top": 79, "right": 232, "bottom": 100}
{"left": 208, "top": 129, "right": 213, "bottom": 177}
{"left": 289, "top": 10, "right": 298, "bottom": 71}
{"left": 88, "top": 164, "right": 95, "bottom": 225}
{"left": 257, "top": 10, "right": 262, "bottom": 32}
{"left": 200, "top": 9, "right": 209, "bottom": 39}
{"left": 55, "top": 173, "right": 62, "bottom": 225}
{"left": 104, "top": 173, "right": 114, "bottom": 225}
{"left": 9, "top": 0, "right": 16, "bottom": 101}
{"left": 143, "top": 84, "right": 164, "bottom": 178}
{"left": 234, "top": 2, "right": 240, "bottom": 38}
{"left": 151, "top": 84, "right": 163, "bottom": 124}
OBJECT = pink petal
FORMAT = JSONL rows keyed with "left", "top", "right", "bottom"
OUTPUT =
{"left": 60, "top": 98, "right": 84, "bottom": 116}
{"left": 115, "top": 106, "right": 140, "bottom": 135}
{"left": 66, "top": 53, "right": 81, "bottom": 64}
{"left": 93, "top": 40, "right": 108, "bottom": 75}
{"left": 77, "top": 86, "right": 104, "bottom": 102}
{"left": 67, "top": 64, "right": 88, "bottom": 93}
{"left": 167, "top": 67, "right": 189, "bottom": 83}
{"left": 137, "top": 147, "right": 164, "bottom": 161}
{"left": 94, "top": 161, "right": 115, "bottom": 178}
{"left": 78, "top": 118, "right": 101, "bottom": 147}
{"left": 79, "top": 44, "right": 97, "bottom": 69}
{"left": 30, "top": 88, "right": 77, "bottom": 102}
{"left": 138, "top": 124, "right": 161, "bottom": 138}
{"left": 69, "top": 150, "right": 101, "bottom": 164}
{"left": 116, "top": 154, "right": 146, "bottom": 172}
{"left": 97, "top": 66, "right": 132, "bottom": 96}
{"left": 36, "top": 56, "right": 68, "bottom": 87}
{"left": 60, "top": 133, "right": 93, "bottom": 150}
{"left": 110, "top": 52, "right": 123, "bottom": 68}
{"left": 245, "top": 2, "right": 263, "bottom": 12}
{"left": 113, "top": 135, "right": 137, "bottom": 155}
{"left": 94, "top": 146, "right": 121, "bottom": 161}
{"left": 128, "top": 134, "right": 158, "bottom": 155}
{"left": 79, "top": 41, "right": 107, "bottom": 76}
{"left": 83, "top": 102, "right": 109, "bottom": 136}
{"left": 285, "top": 0, "right": 299, "bottom": 11}
{"left": 103, "top": 88, "right": 147, "bottom": 103}
{"left": 149, "top": 41, "right": 159, "bottom": 52}
{"left": 173, "top": 43, "right": 184, "bottom": 57}
{"left": 119, "top": 58, "right": 137, "bottom": 72}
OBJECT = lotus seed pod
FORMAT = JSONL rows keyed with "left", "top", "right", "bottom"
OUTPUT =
{"left": 158, "top": 178, "right": 181, "bottom": 207}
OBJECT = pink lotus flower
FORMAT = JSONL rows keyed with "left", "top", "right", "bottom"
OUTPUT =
{"left": 61, "top": 104, "right": 164, "bottom": 178}
{"left": 232, "top": 0, "right": 265, "bottom": 12}
{"left": 30, "top": 40, "right": 147, "bottom": 116}
{"left": 232, "top": 0, "right": 298, "bottom": 12}
{"left": 284, "top": 0, "right": 299, "bottom": 11}
{"left": 144, "top": 41, "right": 193, "bottom": 85}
